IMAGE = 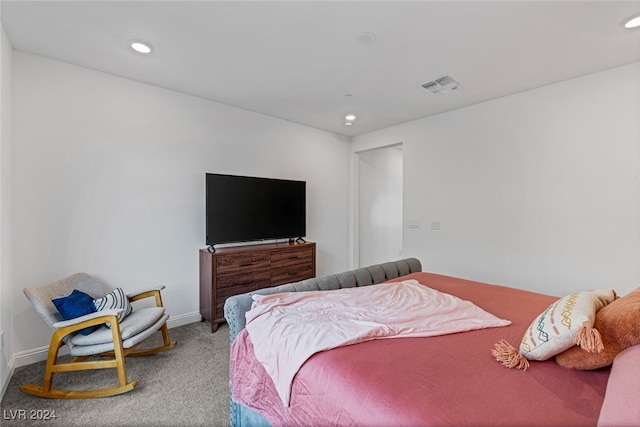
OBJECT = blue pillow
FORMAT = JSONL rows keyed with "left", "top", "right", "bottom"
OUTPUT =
{"left": 51, "top": 289, "right": 98, "bottom": 335}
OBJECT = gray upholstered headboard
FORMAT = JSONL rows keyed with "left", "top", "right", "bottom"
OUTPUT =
{"left": 223, "top": 258, "right": 422, "bottom": 344}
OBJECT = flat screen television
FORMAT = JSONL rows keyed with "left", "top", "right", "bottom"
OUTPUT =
{"left": 205, "top": 173, "right": 306, "bottom": 246}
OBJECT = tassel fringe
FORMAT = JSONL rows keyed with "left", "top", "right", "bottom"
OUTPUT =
{"left": 573, "top": 321, "right": 604, "bottom": 353}
{"left": 492, "top": 339, "right": 530, "bottom": 370}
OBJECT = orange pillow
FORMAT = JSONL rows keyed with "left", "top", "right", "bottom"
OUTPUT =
{"left": 556, "top": 288, "right": 640, "bottom": 370}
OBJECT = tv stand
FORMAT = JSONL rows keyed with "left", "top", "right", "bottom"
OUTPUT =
{"left": 199, "top": 241, "right": 316, "bottom": 332}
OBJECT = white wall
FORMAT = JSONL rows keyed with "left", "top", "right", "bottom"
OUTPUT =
{"left": 0, "top": 18, "right": 14, "bottom": 395}
{"left": 11, "top": 52, "right": 350, "bottom": 361}
{"left": 352, "top": 62, "right": 640, "bottom": 297}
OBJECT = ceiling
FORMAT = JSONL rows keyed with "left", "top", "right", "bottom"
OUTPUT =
{"left": 2, "top": 1, "right": 640, "bottom": 137}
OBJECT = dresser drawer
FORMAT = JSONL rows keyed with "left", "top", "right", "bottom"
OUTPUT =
{"left": 216, "top": 269, "right": 271, "bottom": 289}
{"left": 271, "top": 247, "right": 314, "bottom": 268}
{"left": 216, "top": 253, "right": 270, "bottom": 275}
{"left": 271, "top": 262, "right": 314, "bottom": 286}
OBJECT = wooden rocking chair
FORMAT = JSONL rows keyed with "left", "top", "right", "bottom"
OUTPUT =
{"left": 21, "top": 273, "right": 177, "bottom": 399}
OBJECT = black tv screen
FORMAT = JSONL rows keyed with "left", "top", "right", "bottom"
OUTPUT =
{"left": 206, "top": 173, "right": 306, "bottom": 245}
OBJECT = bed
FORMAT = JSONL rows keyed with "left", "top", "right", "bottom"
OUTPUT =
{"left": 224, "top": 258, "right": 640, "bottom": 426}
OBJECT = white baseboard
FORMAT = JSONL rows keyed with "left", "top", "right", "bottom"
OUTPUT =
{"left": 13, "top": 344, "right": 62, "bottom": 369}
{"left": 167, "top": 311, "right": 202, "bottom": 328}
{"left": 0, "top": 356, "right": 14, "bottom": 400}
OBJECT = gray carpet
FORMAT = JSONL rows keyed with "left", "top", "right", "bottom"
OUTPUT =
{"left": 1, "top": 321, "right": 231, "bottom": 427}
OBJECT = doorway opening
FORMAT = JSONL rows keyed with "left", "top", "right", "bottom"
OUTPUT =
{"left": 357, "top": 144, "right": 403, "bottom": 268}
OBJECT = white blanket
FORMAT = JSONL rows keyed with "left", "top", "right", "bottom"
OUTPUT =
{"left": 245, "top": 279, "right": 511, "bottom": 405}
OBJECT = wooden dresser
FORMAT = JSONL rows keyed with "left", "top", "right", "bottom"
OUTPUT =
{"left": 199, "top": 241, "right": 316, "bottom": 332}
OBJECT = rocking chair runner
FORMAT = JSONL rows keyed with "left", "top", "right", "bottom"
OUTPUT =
{"left": 21, "top": 273, "right": 177, "bottom": 399}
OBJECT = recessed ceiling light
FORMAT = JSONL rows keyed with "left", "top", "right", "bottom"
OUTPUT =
{"left": 344, "top": 122, "right": 353, "bottom": 127}
{"left": 358, "top": 32, "right": 377, "bottom": 44}
{"left": 345, "top": 114, "right": 357, "bottom": 121}
{"left": 130, "top": 40, "right": 153, "bottom": 54}
{"left": 624, "top": 14, "right": 640, "bottom": 29}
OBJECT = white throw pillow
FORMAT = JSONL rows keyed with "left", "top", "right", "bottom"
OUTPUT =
{"left": 93, "top": 287, "right": 133, "bottom": 327}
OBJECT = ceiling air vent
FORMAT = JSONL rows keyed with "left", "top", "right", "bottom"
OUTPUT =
{"left": 420, "top": 74, "right": 461, "bottom": 94}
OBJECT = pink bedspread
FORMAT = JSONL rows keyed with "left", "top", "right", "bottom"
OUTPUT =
{"left": 230, "top": 272, "right": 611, "bottom": 426}
{"left": 245, "top": 279, "right": 511, "bottom": 405}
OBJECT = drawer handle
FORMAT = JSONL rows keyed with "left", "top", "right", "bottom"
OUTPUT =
{"left": 287, "top": 256, "right": 298, "bottom": 260}
{"left": 235, "top": 280, "right": 254, "bottom": 286}
{"left": 238, "top": 263, "right": 253, "bottom": 267}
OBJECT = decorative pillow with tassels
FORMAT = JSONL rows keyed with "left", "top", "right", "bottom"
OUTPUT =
{"left": 492, "top": 289, "right": 616, "bottom": 370}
